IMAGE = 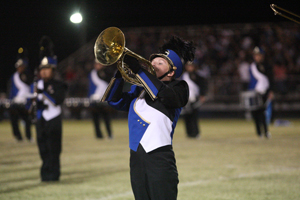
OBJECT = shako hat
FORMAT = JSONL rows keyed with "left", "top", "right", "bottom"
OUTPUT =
{"left": 150, "top": 36, "right": 195, "bottom": 78}
{"left": 253, "top": 46, "right": 265, "bottom": 55}
{"left": 39, "top": 36, "right": 57, "bottom": 69}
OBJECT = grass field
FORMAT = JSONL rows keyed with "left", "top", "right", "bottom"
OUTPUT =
{"left": 0, "top": 118, "right": 300, "bottom": 200}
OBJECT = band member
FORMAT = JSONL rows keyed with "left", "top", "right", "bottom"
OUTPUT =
{"left": 88, "top": 61, "right": 113, "bottom": 139}
{"left": 31, "top": 36, "right": 67, "bottom": 181}
{"left": 8, "top": 47, "right": 33, "bottom": 142}
{"left": 181, "top": 61, "right": 208, "bottom": 138}
{"left": 102, "top": 36, "right": 195, "bottom": 200}
{"left": 249, "top": 46, "right": 274, "bottom": 138}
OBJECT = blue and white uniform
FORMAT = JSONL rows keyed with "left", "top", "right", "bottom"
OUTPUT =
{"left": 249, "top": 62, "right": 270, "bottom": 95}
{"left": 104, "top": 69, "right": 188, "bottom": 152}
{"left": 248, "top": 60, "right": 273, "bottom": 137}
{"left": 8, "top": 69, "right": 32, "bottom": 141}
{"left": 9, "top": 71, "right": 31, "bottom": 103}
{"left": 31, "top": 79, "right": 65, "bottom": 121}
{"left": 100, "top": 36, "right": 194, "bottom": 199}
{"left": 30, "top": 76, "right": 67, "bottom": 181}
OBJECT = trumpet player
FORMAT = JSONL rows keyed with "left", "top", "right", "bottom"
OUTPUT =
{"left": 102, "top": 36, "right": 195, "bottom": 200}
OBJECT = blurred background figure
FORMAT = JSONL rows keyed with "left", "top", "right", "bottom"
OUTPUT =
{"left": 238, "top": 50, "right": 251, "bottom": 92}
{"left": 88, "top": 61, "right": 113, "bottom": 139}
{"left": 30, "top": 36, "right": 67, "bottom": 181}
{"left": 273, "top": 60, "right": 288, "bottom": 95}
{"left": 181, "top": 61, "right": 208, "bottom": 138}
{"left": 248, "top": 46, "right": 274, "bottom": 138}
{"left": 237, "top": 50, "right": 252, "bottom": 120}
{"left": 8, "top": 47, "right": 33, "bottom": 142}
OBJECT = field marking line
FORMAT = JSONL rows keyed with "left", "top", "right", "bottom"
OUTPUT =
{"left": 86, "top": 167, "right": 300, "bottom": 200}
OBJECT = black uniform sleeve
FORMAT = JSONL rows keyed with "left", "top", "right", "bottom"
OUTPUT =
{"left": 157, "top": 80, "right": 189, "bottom": 108}
{"left": 110, "top": 78, "right": 125, "bottom": 102}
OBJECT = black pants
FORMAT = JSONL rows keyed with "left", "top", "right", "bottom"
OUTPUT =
{"left": 251, "top": 108, "right": 268, "bottom": 136}
{"left": 90, "top": 106, "right": 112, "bottom": 138}
{"left": 130, "top": 145, "right": 179, "bottom": 200}
{"left": 36, "top": 115, "right": 62, "bottom": 181}
{"left": 183, "top": 109, "right": 199, "bottom": 138}
{"left": 9, "top": 105, "right": 32, "bottom": 141}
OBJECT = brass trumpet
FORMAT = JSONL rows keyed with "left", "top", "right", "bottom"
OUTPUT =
{"left": 270, "top": 4, "right": 300, "bottom": 24}
{"left": 94, "top": 27, "right": 156, "bottom": 86}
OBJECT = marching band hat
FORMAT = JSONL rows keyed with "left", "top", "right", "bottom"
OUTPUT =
{"left": 39, "top": 56, "right": 57, "bottom": 69}
{"left": 15, "top": 58, "right": 28, "bottom": 68}
{"left": 39, "top": 35, "right": 56, "bottom": 69}
{"left": 253, "top": 46, "right": 265, "bottom": 55}
{"left": 150, "top": 36, "right": 195, "bottom": 78}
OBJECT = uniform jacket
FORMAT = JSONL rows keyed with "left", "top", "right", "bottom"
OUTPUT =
{"left": 30, "top": 78, "right": 67, "bottom": 121}
{"left": 249, "top": 61, "right": 273, "bottom": 96}
{"left": 103, "top": 69, "right": 189, "bottom": 153}
{"left": 9, "top": 71, "right": 32, "bottom": 104}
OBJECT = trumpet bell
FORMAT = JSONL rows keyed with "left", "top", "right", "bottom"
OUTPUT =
{"left": 94, "top": 26, "right": 156, "bottom": 96}
{"left": 94, "top": 27, "right": 125, "bottom": 66}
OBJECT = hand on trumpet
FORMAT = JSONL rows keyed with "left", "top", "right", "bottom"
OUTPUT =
{"left": 124, "top": 55, "right": 141, "bottom": 74}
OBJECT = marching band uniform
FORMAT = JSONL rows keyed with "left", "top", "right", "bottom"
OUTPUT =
{"left": 88, "top": 62, "right": 112, "bottom": 139}
{"left": 32, "top": 56, "right": 67, "bottom": 181}
{"left": 181, "top": 63, "right": 208, "bottom": 138}
{"left": 102, "top": 36, "right": 195, "bottom": 200}
{"left": 8, "top": 49, "right": 33, "bottom": 141}
{"left": 249, "top": 47, "right": 273, "bottom": 138}
{"left": 31, "top": 36, "right": 67, "bottom": 181}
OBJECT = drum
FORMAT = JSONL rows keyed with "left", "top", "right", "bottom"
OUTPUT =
{"left": 240, "top": 91, "right": 263, "bottom": 110}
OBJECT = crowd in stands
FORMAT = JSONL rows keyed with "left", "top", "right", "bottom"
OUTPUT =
{"left": 59, "top": 22, "right": 300, "bottom": 98}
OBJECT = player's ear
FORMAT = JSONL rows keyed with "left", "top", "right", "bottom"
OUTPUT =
{"left": 168, "top": 70, "right": 175, "bottom": 77}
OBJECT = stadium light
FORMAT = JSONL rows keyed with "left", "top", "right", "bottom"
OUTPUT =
{"left": 70, "top": 13, "right": 83, "bottom": 24}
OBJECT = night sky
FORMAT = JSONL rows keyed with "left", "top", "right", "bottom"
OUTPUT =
{"left": 0, "top": 0, "right": 296, "bottom": 93}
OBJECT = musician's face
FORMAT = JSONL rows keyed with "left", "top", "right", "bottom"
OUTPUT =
{"left": 151, "top": 57, "right": 174, "bottom": 81}
{"left": 40, "top": 67, "right": 54, "bottom": 81}
{"left": 17, "top": 65, "right": 26, "bottom": 73}
{"left": 94, "top": 62, "right": 104, "bottom": 71}
{"left": 253, "top": 53, "right": 264, "bottom": 63}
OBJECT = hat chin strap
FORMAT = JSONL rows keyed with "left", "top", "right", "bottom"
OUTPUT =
{"left": 158, "top": 68, "right": 174, "bottom": 80}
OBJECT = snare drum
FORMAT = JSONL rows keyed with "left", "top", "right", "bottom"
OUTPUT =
{"left": 240, "top": 91, "right": 263, "bottom": 110}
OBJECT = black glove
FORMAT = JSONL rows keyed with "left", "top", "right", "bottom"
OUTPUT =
{"left": 37, "top": 89, "right": 43, "bottom": 94}
{"left": 124, "top": 55, "right": 141, "bottom": 74}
